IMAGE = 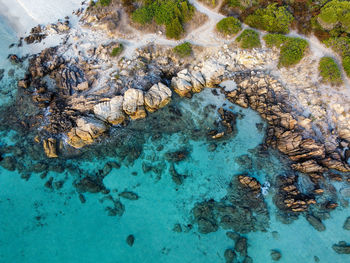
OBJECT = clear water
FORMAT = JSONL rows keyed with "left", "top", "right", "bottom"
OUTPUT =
{"left": 0, "top": 13, "right": 350, "bottom": 263}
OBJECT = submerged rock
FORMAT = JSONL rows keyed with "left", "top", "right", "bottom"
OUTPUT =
{"left": 119, "top": 191, "right": 139, "bottom": 200}
{"left": 224, "top": 249, "right": 236, "bottom": 263}
{"left": 126, "top": 235, "right": 135, "bottom": 247}
{"left": 144, "top": 83, "right": 172, "bottom": 112}
{"left": 271, "top": 250, "right": 282, "bottom": 261}
{"left": 344, "top": 217, "right": 350, "bottom": 231}
{"left": 235, "top": 236, "right": 248, "bottom": 257}
{"left": 332, "top": 241, "right": 350, "bottom": 254}
{"left": 75, "top": 176, "right": 106, "bottom": 193}
{"left": 306, "top": 214, "right": 326, "bottom": 232}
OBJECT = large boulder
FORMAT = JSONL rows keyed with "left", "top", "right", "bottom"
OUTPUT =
{"left": 94, "top": 96, "right": 125, "bottom": 125}
{"left": 171, "top": 77, "right": 192, "bottom": 97}
{"left": 123, "top": 88, "right": 146, "bottom": 120}
{"left": 43, "top": 138, "right": 58, "bottom": 158}
{"left": 67, "top": 117, "right": 107, "bottom": 148}
{"left": 144, "top": 83, "right": 172, "bottom": 112}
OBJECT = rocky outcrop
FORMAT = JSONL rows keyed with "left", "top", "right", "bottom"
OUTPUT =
{"left": 332, "top": 241, "right": 350, "bottom": 254}
{"left": 67, "top": 117, "right": 107, "bottom": 148}
{"left": 123, "top": 88, "right": 146, "bottom": 120}
{"left": 144, "top": 83, "right": 172, "bottom": 112}
{"left": 171, "top": 69, "right": 205, "bottom": 97}
{"left": 94, "top": 96, "right": 125, "bottom": 125}
{"left": 43, "top": 138, "right": 58, "bottom": 158}
{"left": 238, "top": 175, "right": 261, "bottom": 194}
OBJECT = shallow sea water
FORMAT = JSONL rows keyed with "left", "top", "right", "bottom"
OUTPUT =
{"left": 0, "top": 14, "right": 350, "bottom": 263}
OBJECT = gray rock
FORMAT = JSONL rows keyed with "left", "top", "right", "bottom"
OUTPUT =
{"left": 144, "top": 82, "right": 172, "bottom": 112}
{"left": 94, "top": 96, "right": 125, "bottom": 125}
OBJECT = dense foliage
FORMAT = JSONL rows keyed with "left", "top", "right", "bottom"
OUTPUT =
{"left": 343, "top": 56, "right": 350, "bottom": 77}
{"left": 263, "top": 34, "right": 308, "bottom": 67}
{"left": 132, "top": 0, "right": 194, "bottom": 39}
{"left": 173, "top": 42, "right": 193, "bottom": 57}
{"left": 216, "top": 17, "right": 242, "bottom": 36}
{"left": 244, "top": 4, "right": 294, "bottom": 34}
{"left": 236, "top": 29, "right": 261, "bottom": 49}
{"left": 319, "top": 57, "right": 343, "bottom": 85}
{"left": 110, "top": 44, "right": 124, "bottom": 57}
{"left": 318, "top": 0, "right": 350, "bottom": 34}
{"left": 97, "top": 0, "right": 112, "bottom": 6}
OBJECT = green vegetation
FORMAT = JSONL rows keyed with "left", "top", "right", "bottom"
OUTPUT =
{"left": 343, "top": 56, "right": 350, "bottom": 77}
{"left": 263, "top": 34, "right": 309, "bottom": 67}
{"left": 216, "top": 17, "right": 242, "bottom": 36}
{"left": 244, "top": 4, "right": 293, "bottom": 34}
{"left": 173, "top": 42, "right": 192, "bottom": 57}
{"left": 319, "top": 57, "right": 343, "bottom": 85}
{"left": 131, "top": 0, "right": 195, "bottom": 39}
{"left": 236, "top": 29, "right": 261, "bottom": 49}
{"left": 110, "top": 44, "right": 124, "bottom": 57}
{"left": 97, "top": 0, "right": 112, "bottom": 6}
{"left": 318, "top": 0, "right": 350, "bottom": 33}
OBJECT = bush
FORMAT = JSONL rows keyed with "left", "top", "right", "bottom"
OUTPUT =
{"left": 244, "top": 4, "right": 294, "bottom": 34}
{"left": 279, "top": 37, "right": 308, "bottom": 67}
{"left": 216, "top": 17, "right": 242, "bottom": 36}
{"left": 173, "top": 42, "right": 193, "bottom": 57}
{"left": 131, "top": 0, "right": 195, "bottom": 39}
{"left": 97, "top": 0, "right": 112, "bottom": 6}
{"left": 110, "top": 43, "right": 124, "bottom": 57}
{"left": 236, "top": 29, "right": 261, "bottom": 49}
{"left": 324, "top": 37, "right": 350, "bottom": 57}
{"left": 343, "top": 56, "right": 350, "bottom": 78}
{"left": 319, "top": 57, "right": 343, "bottom": 85}
{"left": 318, "top": 0, "right": 350, "bottom": 33}
{"left": 263, "top": 33, "right": 287, "bottom": 48}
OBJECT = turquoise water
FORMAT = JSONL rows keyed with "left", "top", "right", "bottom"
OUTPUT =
{"left": 0, "top": 16, "right": 350, "bottom": 263}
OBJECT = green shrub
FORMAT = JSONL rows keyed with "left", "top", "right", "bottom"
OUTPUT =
{"left": 324, "top": 37, "right": 350, "bottom": 57}
{"left": 245, "top": 3, "right": 294, "bottom": 34}
{"left": 319, "top": 57, "right": 343, "bottom": 85}
{"left": 216, "top": 17, "right": 242, "bottom": 36}
{"left": 279, "top": 37, "right": 308, "bottom": 67}
{"left": 110, "top": 44, "right": 124, "bottom": 57}
{"left": 343, "top": 56, "right": 350, "bottom": 77}
{"left": 318, "top": 0, "right": 350, "bottom": 33}
{"left": 236, "top": 29, "right": 261, "bottom": 49}
{"left": 173, "top": 42, "right": 192, "bottom": 57}
{"left": 263, "top": 33, "right": 287, "bottom": 48}
{"left": 97, "top": 0, "right": 112, "bottom": 6}
{"left": 131, "top": 0, "right": 194, "bottom": 39}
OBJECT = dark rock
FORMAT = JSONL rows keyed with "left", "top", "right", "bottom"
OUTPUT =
{"left": 44, "top": 177, "right": 53, "bottom": 189}
{"left": 0, "top": 69, "right": 4, "bottom": 81}
{"left": 314, "top": 256, "right": 320, "bottom": 262}
{"left": 119, "top": 191, "right": 139, "bottom": 200}
{"left": 332, "top": 241, "right": 350, "bottom": 254}
{"left": 306, "top": 214, "right": 326, "bottom": 232}
{"left": 75, "top": 176, "right": 105, "bottom": 193}
{"left": 79, "top": 194, "right": 86, "bottom": 204}
{"left": 224, "top": 249, "right": 236, "bottom": 263}
{"left": 126, "top": 235, "right": 135, "bottom": 247}
{"left": 243, "top": 256, "right": 253, "bottom": 263}
{"left": 235, "top": 236, "right": 248, "bottom": 257}
{"left": 164, "top": 148, "right": 190, "bottom": 163}
{"left": 169, "top": 164, "right": 184, "bottom": 185}
{"left": 198, "top": 218, "right": 218, "bottom": 234}
{"left": 226, "top": 231, "right": 240, "bottom": 242}
{"left": 173, "top": 224, "right": 182, "bottom": 233}
{"left": 0, "top": 156, "right": 16, "bottom": 171}
{"left": 344, "top": 217, "right": 350, "bottom": 230}
{"left": 271, "top": 250, "right": 282, "bottom": 261}
{"left": 53, "top": 180, "right": 64, "bottom": 190}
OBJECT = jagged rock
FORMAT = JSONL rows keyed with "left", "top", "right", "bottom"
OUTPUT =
{"left": 343, "top": 217, "right": 350, "bottom": 230}
{"left": 291, "top": 160, "right": 326, "bottom": 173}
{"left": 43, "top": 138, "right": 58, "bottom": 158}
{"left": 123, "top": 88, "right": 146, "bottom": 120}
{"left": 200, "top": 60, "right": 226, "bottom": 87}
{"left": 67, "top": 117, "right": 107, "bottom": 148}
{"left": 171, "top": 77, "right": 192, "bottom": 97}
{"left": 144, "top": 83, "right": 172, "bottom": 112}
{"left": 306, "top": 214, "right": 326, "bottom": 231}
{"left": 94, "top": 96, "right": 125, "bottom": 125}
{"left": 238, "top": 175, "right": 261, "bottom": 193}
{"left": 332, "top": 241, "right": 350, "bottom": 254}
